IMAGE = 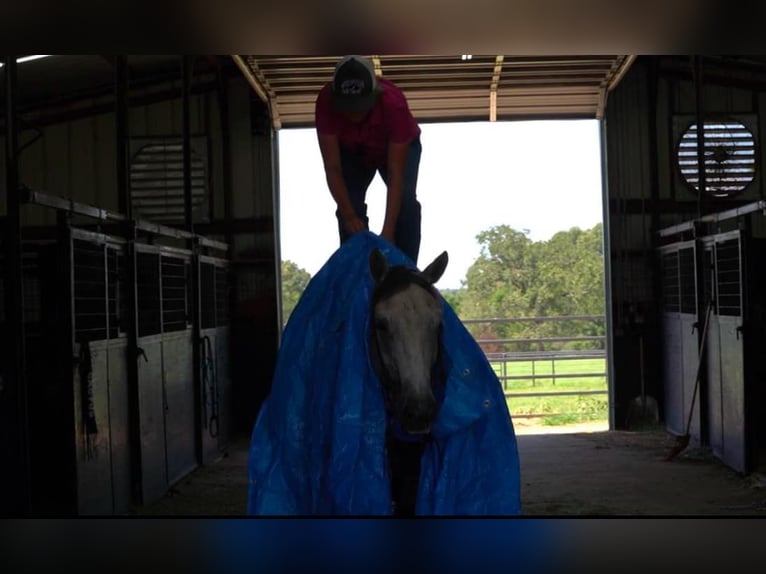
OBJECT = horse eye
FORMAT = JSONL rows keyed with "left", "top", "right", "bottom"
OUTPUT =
{"left": 375, "top": 317, "right": 389, "bottom": 331}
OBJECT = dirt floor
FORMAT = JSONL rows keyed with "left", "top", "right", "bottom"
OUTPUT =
{"left": 132, "top": 422, "right": 766, "bottom": 516}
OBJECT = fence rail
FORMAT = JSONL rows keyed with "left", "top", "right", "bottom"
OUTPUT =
{"left": 466, "top": 315, "right": 608, "bottom": 421}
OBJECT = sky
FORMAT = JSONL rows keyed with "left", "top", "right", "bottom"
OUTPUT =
{"left": 277, "top": 119, "right": 604, "bottom": 290}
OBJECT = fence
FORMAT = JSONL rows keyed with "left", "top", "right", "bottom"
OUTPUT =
{"left": 463, "top": 315, "right": 608, "bottom": 421}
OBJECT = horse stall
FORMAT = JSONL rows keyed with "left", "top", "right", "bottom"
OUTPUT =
{"left": 134, "top": 242, "right": 199, "bottom": 504}
{"left": 0, "top": 226, "right": 132, "bottom": 515}
{"left": 699, "top": 228, "right": 766, "bottom": 474}
{"left": 66, "top": 228, "right": 132, "bottom": 514}
{"left": 2, "top": 193, "right": 235, "bottom": 514}
{"left": 659, "top": 206, "right": 766, "bottom": 475}
{"left": 131, "top": 234, "right": 232, "bottom": 504}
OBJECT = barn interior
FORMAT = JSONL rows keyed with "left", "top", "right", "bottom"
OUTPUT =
{"left": 2, "top": 54, "right": 766, "bottom": 516}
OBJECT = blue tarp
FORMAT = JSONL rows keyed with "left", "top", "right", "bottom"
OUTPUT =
{"left": 247, "top": 231, "right": 521, "bottom": 515}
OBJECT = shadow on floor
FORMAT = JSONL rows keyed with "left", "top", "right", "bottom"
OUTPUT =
{"left": 132, "top": 428, "right": 766, "bottom": 515}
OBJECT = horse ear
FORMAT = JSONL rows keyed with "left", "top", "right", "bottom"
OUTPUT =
{"left": 369, "top": 248, "right": 389, "bottom": 283}
{"left": 421, "top": 251, "right": 449, "bottom": 284}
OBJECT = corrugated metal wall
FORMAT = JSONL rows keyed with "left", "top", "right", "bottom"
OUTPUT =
{"left": 1, "top": 91, "right": 212, "bottom": 226}
{"left": 604, "top": 60, "right": 656, "bottom": 428}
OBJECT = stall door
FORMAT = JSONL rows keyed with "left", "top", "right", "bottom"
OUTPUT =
{"left": 70, "top": 230, "right": 131, "bottom": 515}
{"left": 135, "top": 244, "right": 197, "bottom": 504}
{"left": 659, "top": 240, "right": 700, "bottom": 440}
{"left": 135, "top": 247, "right": 167, "bottom": 505}
{"left": 161, "top": 253, "right": 196, "bottom": 486}
{"left": 705, "top": 232, "right": 747, "bottom": 474}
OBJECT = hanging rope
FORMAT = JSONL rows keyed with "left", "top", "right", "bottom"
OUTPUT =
{"left": 78, "top": 338, "right": 98, "bottom": 460}
{"left": 201, "top": 336, "right": 219, "bottom": 438}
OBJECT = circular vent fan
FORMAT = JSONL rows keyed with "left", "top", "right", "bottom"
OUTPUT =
{"left": 677, "top": 118, "right": 757, "bottom": 198}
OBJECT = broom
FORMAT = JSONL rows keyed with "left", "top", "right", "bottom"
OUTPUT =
{"left": 664, "top": 299, "right": 714, "bottom": 462}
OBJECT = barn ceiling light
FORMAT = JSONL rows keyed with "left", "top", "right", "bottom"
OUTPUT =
{"left": 0, "top": 55, "right": 52, "bottom": 68}
{"left": 461, "top": 54, "right": 473, "bottom": 61}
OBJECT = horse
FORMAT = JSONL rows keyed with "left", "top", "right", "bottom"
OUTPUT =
{"left": 368, "top": 247, "right": 449, "bottom": 515}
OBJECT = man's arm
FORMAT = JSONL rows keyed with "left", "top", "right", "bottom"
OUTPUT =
{"left": 381, "top": 140, "right": 410, "bottom": 242}
{"left": 317, "top": 132, "right": 365, "bottom": 235}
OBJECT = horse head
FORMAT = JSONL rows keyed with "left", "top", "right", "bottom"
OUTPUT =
{"left": 369, "top": 248, "right": 449, "bottom": 435}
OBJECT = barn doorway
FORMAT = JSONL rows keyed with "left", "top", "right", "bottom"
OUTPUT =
{"left": 276, "top": 119, "right": 609, "bottom": 432}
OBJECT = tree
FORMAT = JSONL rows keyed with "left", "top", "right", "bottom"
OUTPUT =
{"left": 280, "top": 260, "right": 311, "bottom": 326}
{"left": 459, "top": 226, "right": 540, "bottom": 349}
{"left": 532, "top": 224, "right": 605, "bottom": 348}
{"left": 458, "top": 223, "right": 605, "bottom": 350}
{"left": 441, "top": 288, "right": 464, "bottom": 315}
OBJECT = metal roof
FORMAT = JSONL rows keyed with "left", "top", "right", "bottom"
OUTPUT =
{"left": 233, "top": 55, "right": 635, "bottom": 129}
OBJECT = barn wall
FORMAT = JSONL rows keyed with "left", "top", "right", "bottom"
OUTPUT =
{"left": 605, "top": 56, "right": 766, "bottom": 430}
{"left": 603, "top": 59, "right": 658, "bottom": 429}
{"left": 226, "top": 79, "right": 280, "bottom": 431}
{"left": 1, "top": 68, "right": 280, "bottom": 437}
{"left": 1, "top": 89, "right": 213, "bottom": 227}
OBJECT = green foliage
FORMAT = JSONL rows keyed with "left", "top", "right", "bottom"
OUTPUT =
{"left": 278, "top": 223, "right": 606, "bottom": 346}
{"left": 280, "top": 260, "right": 312, "bottom": 326}
{"left": 458, "top": 223, "right": 605, "bottom": 350}
{"left": 441, "top": 288, "right": 464, "bottom": 315}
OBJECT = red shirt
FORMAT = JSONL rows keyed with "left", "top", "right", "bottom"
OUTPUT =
{"left": 315, "top": 77, "right": 421, "bottom": 168}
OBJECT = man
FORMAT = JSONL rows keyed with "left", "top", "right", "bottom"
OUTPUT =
{"left": 315, "top": 55, "right": 423, "bottom": 264}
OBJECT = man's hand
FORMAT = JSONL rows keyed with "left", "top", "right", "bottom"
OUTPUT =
{"left": 340, "top": 208, "right": 366, "bottom": 235}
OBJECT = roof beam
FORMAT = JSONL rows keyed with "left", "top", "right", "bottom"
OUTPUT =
{"left": 232, "top": 55, "right": 268, "bottom": 102}
{"left": 597, "top": 55, "right": 637, "bottom": 118}
{"left": 372, "top": 55, "right": 383, "bottom": 77}
{"left": 608, "top": 55, "right": 637, "bottom": 91}
{"left": 246, "top": 55, "right": 630, "bottom": 127}
{"left": 489, "top": 55, "right": 504, "bottom": 122}
{"left": 231, "top": 54, "right": 282, "bottom": 130}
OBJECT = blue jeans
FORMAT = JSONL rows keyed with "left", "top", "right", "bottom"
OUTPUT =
{"left": 336, "top": 136, "right": 422, "bottom": 264}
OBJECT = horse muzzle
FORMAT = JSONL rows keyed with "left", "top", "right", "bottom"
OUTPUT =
{"left": 399, "top": 398, "right": 438, "bottom": 435}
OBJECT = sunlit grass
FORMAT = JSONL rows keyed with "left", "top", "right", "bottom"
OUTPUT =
{"left": 490, "top": 358, "right": 608, "bottom": 426}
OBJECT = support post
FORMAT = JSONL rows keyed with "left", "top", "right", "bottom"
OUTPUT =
{"left": 694, "top": 56, "right": 707, "bottom": 219}
{"left": 114, "top": 61, "right": 143, "bottom": 505}
{"left": 182, "top": 56, "right": 204, "bottom": 464}
{"left": 182, "top": 56, "right": 193, "bottom": 234}
{"left": 115, "top": 56, "right": 130, "bottom": 219}
{"left": 2, "top": 55, "right": 30, "bottom": 515}
{"left": 216, "top": 59, "right": 233, "bottom": 245}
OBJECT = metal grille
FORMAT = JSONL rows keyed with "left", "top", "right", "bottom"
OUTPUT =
{"left": 215, "top": 266, "right": 229, "bottom": 327}
{"left": 679, "top": 247, "right": 697, "bottom": 314}
{"left": 716, "top": 239, "right": 742, "bottom": 316}
{"left": 200, "top": 262, "right": 216, "bottom": 330}
{"left": 137, "top": 252, "right": 161, "bottom": 337}
{"left": 703, "top": 247, "right": 715, "bottom": 308}
{"left": 73, "top": 239, "right": 107, "bottom": 342}
{"left": 661, "top": 251, "right": 680, "bottom": 312}
{"left": 186, "top": 261, "right": 193, "bottom": 330}
{"left": 129, "top": 139, "right": 209, "bottom": 224}
{"left": 107, "top": 247, "right": 127, "bottom": 339}
{"left": 678, "top": 119, "right": 757, "bottom": 197}
{"left": 161, "top": 255, "right": 188, "bottom": 333}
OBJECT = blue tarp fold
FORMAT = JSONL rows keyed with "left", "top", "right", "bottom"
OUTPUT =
{"left": 247, "top": 231, "right": 521, "bottom": 515}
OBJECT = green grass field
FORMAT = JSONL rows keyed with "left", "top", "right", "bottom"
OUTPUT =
{"left": 489, "top": 357, "right": 608, "bottom": 426}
